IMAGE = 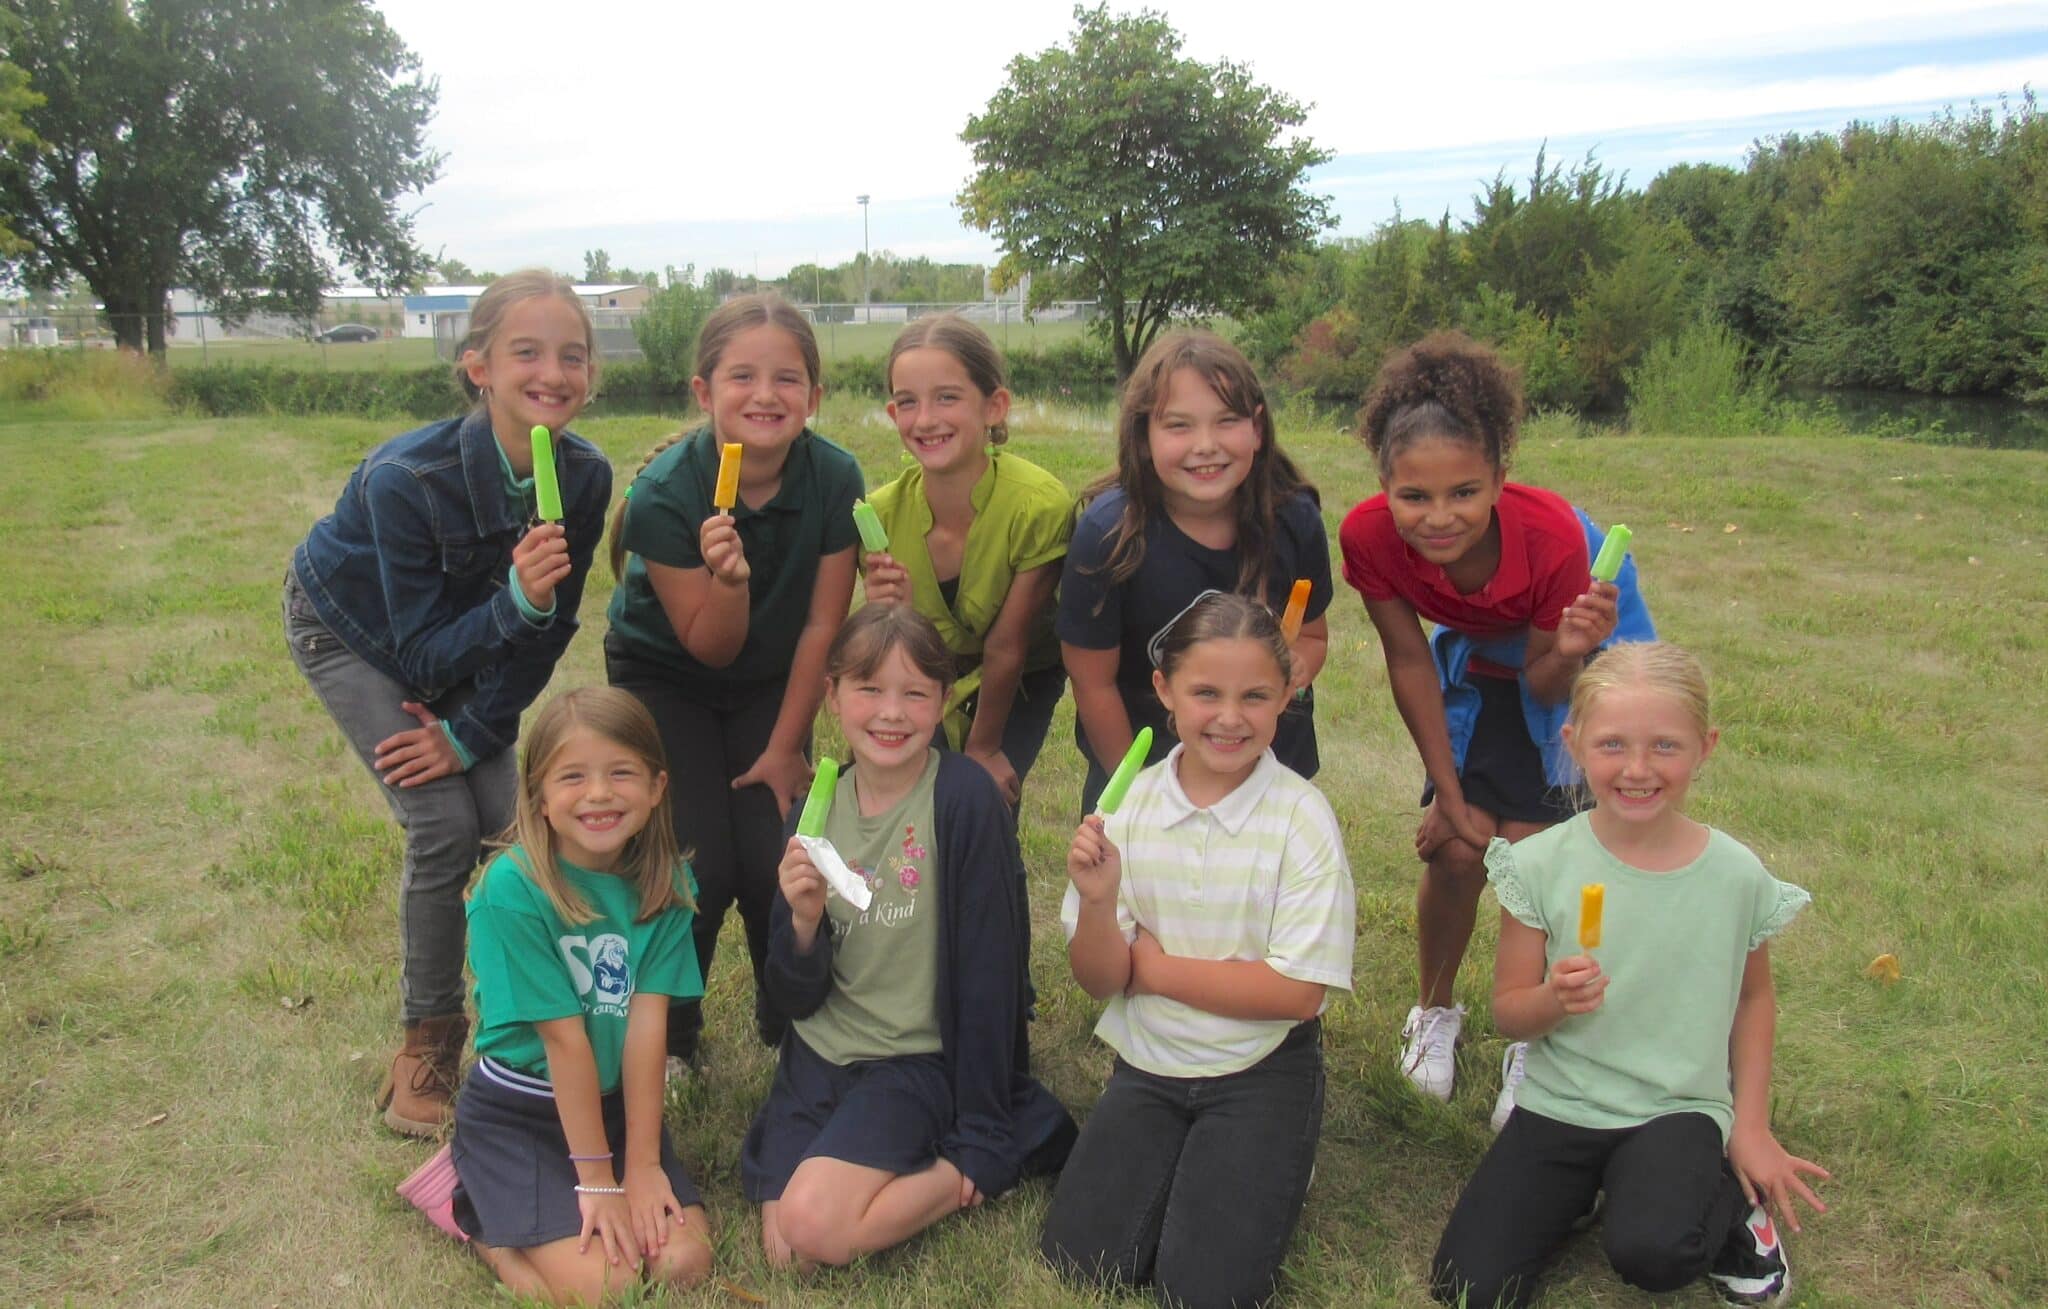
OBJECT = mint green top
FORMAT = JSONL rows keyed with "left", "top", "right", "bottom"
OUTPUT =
{"left": 866, "top": 450, "right": 1073, "bottom": 745}
{"left": 467, "top": 849, "right": 702, "bottom": 1092}
{"left": 1486, "top": 814, "right": 1809, "bottom": 1141}
{"left": 793, "top": 752, "right": 944, "bottom": 1064}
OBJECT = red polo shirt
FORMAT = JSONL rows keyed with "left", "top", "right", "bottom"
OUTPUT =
{"left": 1339, "top": 482, "right": 1588, "bottom": 678}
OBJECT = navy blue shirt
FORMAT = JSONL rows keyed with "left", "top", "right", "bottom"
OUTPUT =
{"left": 291, "top": 409, "right": 611, "bottom": 762}
{"left": 1056, "top": 487, "right": 1333, "bottom": 779}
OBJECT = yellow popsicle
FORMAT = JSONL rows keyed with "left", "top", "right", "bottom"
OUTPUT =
{"left": 1579, "top": 883, "right": 1605, "bottom": 950}
{"left": 1278, "top": 578, "right": 1312, "bottom": 642}
{"left": 713, "top": 442, "right": 743, "bottom": 511}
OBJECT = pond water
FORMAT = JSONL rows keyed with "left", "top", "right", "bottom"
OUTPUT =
{"left": 1793, "top": 387, "right": 2048, "bottom": 451}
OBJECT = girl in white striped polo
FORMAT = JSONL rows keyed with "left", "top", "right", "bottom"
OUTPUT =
{"left": 1042, "top": 592, "right": 1356, "bottom": 1309}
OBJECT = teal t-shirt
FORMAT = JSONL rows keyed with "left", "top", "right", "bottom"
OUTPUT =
{"left": 467, "top": 849, "right": 703, "bottom": 1092}
{"left": 792, "top": 752, "right": 943, "bottom": 1065}
{"left": 1485, "top": 814, "right": 1810, "bottom": 1141}
{"left": 605, "top": 426, "right": 864, "bottom": 692}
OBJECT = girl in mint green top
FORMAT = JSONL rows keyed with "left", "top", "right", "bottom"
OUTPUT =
{"left": 447, "top": 689, "right": 713, "bottom": 1303}
{"left": 860, "top": 315, "right": 1073, "bottom": 807}
{"left": 1433, "top": 643, "right": 1829, "bottom": 1309}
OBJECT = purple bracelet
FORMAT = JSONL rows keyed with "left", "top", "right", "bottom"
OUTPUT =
{"left": 568, "top": 1151, "right": 613, "bottom": 1162}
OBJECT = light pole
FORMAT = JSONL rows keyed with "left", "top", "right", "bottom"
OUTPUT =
{"left": 857, "top": 194, "right": 871, "bottom": 324}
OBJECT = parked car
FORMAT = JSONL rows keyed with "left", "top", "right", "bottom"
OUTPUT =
{"left": 314, "top": 323, "right": 380, "bottom": 343}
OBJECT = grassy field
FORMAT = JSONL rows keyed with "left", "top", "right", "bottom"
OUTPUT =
{"left": 1, "top": 395, "right": 2044, "bottom": 1307}
{"left": 146, "top": 317, "right": 1093, "bottom": 372}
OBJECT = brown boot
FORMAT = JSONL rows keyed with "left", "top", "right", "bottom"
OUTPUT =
{"left": 376, "top": 1014, "right": 468, "bottom": 1137}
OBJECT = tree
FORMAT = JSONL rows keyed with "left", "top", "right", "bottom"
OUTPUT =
{"left": 582, "top": 249, "right": 615, "bottom": 283}
{"left": 0, "top": 59, "right": 39, "bottom": 256}
{"left": 632, "top": 267, "right": 718, "bottom": 392}
{"left": 959, "top": 5, "right": 1330, "bottom": 379}
{"left": 0, "top": 0, "right": 439, "bottom": 355}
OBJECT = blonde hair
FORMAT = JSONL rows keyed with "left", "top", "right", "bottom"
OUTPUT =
{"left": 500, "top": 688, "right": 693, "bottom": 925}
{"left": 1566, "top": 641, "right": 1714, "bottom": 745}
{"left": 454, "top": 269, "right": 599, "bottom": 406}
{"left": 605, "top": 292, "right": 822, "bottom": 579}
{"left": 886, "top": 314, "right": 1011, "bottom": 444}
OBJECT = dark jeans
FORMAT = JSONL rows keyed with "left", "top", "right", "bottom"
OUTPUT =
{"left": 1431, "top": 1108, "right": 1746, "bottom": 1309}
{"left": 1041, "top": 1020, "right": 1325, "bottom": 1309}
{"left": 607, "top": 643, "right": 795, "bottom": 1057}
{"left": 283, "top": 572, "right": 515, "bottom": 1022}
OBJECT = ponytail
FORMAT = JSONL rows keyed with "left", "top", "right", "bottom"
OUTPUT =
{"left": 606, "top": 432, "right": 689, "bottom": 581}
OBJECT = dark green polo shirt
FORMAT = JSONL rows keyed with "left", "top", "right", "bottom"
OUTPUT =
{"left": 606, "top": 425, "right": 864, "bottom": 692}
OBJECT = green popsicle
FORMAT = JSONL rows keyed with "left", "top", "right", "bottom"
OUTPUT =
{"left": 852, "top": 500, "right": 890, "bottom": 553}
{"left": 1096, "top": 727, "right": 1154, "bottom": 816}
{"left": 1589, "top": 524, "right": 1632, "bottom": 583}
{"left": 530, "top": 425, "right": 563, "bottom": 522}
{"left": 797, "top": 757, "right": 840, "bottom": 838}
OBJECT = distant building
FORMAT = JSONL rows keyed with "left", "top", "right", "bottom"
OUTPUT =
{"left": 402, "top": 283, "right": 649, "bottom": 340}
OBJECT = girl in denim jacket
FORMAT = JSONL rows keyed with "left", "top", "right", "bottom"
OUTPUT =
{"left": 286, "top": 269, "right": 612, "bottom": 1135}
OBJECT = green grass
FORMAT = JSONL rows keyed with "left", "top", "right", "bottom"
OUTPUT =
{"left": 2, "top": 397, "right": 2045, "bottom": 1305}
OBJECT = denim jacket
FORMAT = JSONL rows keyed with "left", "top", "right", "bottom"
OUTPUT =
{"left": 291, "top": 408, "right": 611, "bottom": 763}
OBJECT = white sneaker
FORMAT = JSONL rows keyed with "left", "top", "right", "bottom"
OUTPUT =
{"left": 1490, "top": 1042, "right": 1529, "bottom": 1133}
{"left": 1399, "top": 1004, "right": 1464, "bottom": 1100}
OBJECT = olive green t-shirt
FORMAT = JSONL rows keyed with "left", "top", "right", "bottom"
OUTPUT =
{"left": 606, "top": 426, "right": 864, "bottom": 692}
{"left": 793, "top": 752, "right": 943, "bottom": 1064}
{"left": 467, "top": 850, "right": 703, "bottom": 1092}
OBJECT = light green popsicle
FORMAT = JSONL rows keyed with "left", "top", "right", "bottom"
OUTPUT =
{"left": 852, "top": 500, "right": 890, "bottom": 553}
{"left": 797, "top": 757, "right": 840, "bottom": 838}
{"left": 1589, "top": 524, "right": 1632, "bottom": 583}
{"left": 530, "top": 425, "right": 563, "bottom": 522}
{"left": 1096, "top": 727, "right": 1154, "bottom": 816}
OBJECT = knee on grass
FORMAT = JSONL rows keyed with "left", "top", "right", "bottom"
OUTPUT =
{"left": 1428, "top": 1249, "right": 1531, "bottom": 1309}
{"left": 773, "top": 1183, "right": 860, "bottom": 1267}
{"left": 1602, "top": 1224, "right": 1709, "bottom": 1295}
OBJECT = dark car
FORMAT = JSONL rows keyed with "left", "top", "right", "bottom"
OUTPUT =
{"left": 315, "top": 323, "right": 381, "bottom": 343}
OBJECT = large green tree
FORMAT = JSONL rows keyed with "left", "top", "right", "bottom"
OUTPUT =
{"left": 0, "top": 58, "right": 39, "bottom": 255}
{"left": 959, "top": 4, "right": 1330, "bottom": 379}
{"left": 0, "top": 0, "right": 438, "bottom": 354}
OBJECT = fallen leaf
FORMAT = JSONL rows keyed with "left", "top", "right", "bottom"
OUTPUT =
{"left": 1967, "top": 556, "right": 1981, "bottom": 566}
{"left": 1666, "top": 520, "right": 1694, "bottom": 533}
{"left": 1723, "top": 523, "right": 1739, "bottom": 534}
{"left": 718, "top": 1278, "right": 769, "bottom": 1305}
{"left": 143, "top": 1112, "right": 169, "bottom": 1127}
{"left": 1864, "top": 953, "right": 1902, "bottom": 985}
{"left": 280, "top": 994, "right": 314, "bottom": 1010}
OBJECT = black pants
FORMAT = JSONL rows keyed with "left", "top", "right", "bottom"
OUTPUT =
{"left": 1041, "top": 1021, "right": 1324, "bottom": 1309}
{"left": 1431, "top": 1107, "right": 1745, "bottom": 1309}
{"left": 608, "top": 644, "right": 796, "bottom": 1057}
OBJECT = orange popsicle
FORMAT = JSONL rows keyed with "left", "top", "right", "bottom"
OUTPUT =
{"left": 1278, "top": 578, "right": 1311, "bottom": 642}
{"left": 713, "top": 442, "right": 743, "bottom": 511}
{"left": 1579, "top": 883, "right": 1605, "bottom": 950}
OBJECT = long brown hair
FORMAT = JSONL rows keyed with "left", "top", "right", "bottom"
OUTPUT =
{"left": 1080, "top": 331, "right": 1316, "bottom": 604}
{"left": 453, "top": 269, "right": 599, "bottom": 407}
{"left": 606, "top": 293, "right": 823, "bottom": 578}
{"left": 498, "top": 688, "right": 694, "bottom": 925}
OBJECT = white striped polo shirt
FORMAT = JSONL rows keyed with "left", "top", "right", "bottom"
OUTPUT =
{"left": 1061, "top": 747, "right": 1355, "bottom": 1077}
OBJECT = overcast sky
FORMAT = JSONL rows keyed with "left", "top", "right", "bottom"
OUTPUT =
{"left": 374, "top": 0, "right": 2048, "bottom": 284}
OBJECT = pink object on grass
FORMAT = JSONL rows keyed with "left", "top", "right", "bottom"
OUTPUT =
{"left": 396, "top": 1142, "right": 470, "bottom": 1243}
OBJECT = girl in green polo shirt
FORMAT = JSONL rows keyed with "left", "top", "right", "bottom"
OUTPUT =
{"left": 859, "top": 314, "right": 1074, "bottom": 809}
{"left": 443, "top": 688, "right": 712, "bottom": 1304}
{"left": 603, "top": 294, "right": 864, "bottom": 1066}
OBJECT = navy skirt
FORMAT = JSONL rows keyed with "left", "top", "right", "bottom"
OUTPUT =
{"left": 740, "top": 1031, "right": 952, "bottom": 1204}
{"left": 451, "top": 1057, "right": 702, "bottom": 1249}
{"left": 1421, "top": 672, "right": 1577, "bottom": 825}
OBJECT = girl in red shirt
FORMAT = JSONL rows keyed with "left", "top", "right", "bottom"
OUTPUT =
{"left": 1339, "top": 332, "right": 1628, "bottom": 1110}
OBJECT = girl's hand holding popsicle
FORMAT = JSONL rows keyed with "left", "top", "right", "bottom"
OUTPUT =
{"left": 512, "top": 522, "right": 571, "bottom": 610}
{"left": 1555, "top": 580, "right": 1619, "bottom": 659}
{"left": 778, "top": 836, "right": 829, "bottom": 937}
{"left": 1066, "top": 814, "right": 1122, "bottom": 906}
{"left": 859, "top": 552, "right": 910, "bottom": 607}
{"left": 699, "top": 514, "right": 750, "bottom": 587}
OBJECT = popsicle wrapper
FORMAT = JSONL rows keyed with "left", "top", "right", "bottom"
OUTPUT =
{"left": 713, "top": 443, "right": 744, "bottom": 511}
{"left": 796, "top": 835, "right": 873, "bottom": 911}
{"left": 1589, "top": 525, "right": 1632, "bottom": 584}
{"left": 1096, "top": 726, "right": 1153, "bottom": 816}
{"left": 529, "top": 426, "right": 563, "bottom": 522}
{"left": 1579, "top": 883, "right": 1605, "bottom": 950}
{"left": 852, "top": 500, "right": 890, "bottom": 553}
{"left": 1278, "top": 578, "right": 1312, "bottom": 642}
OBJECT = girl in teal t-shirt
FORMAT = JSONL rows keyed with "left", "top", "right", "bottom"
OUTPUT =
{"left": 442, "top": 688, "right": 713, "bottom": 1303}
{"left": 1432, "top": 644, "right": 1828, "bottom": 1309}
{"left": 859, "top": 314, "right": 1074, "bottom": 808}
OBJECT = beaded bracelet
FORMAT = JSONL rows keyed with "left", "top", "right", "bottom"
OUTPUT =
{"left": 573, "top": 1184, "right": 626, "bottom": 1195}
{"left": 567, "top": 1152, "right": 613, "bottom": 1162}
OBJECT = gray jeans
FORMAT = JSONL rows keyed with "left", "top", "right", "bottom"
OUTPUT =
{"left": 283, "top": 572, "right": 515, "bottom": 1022}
